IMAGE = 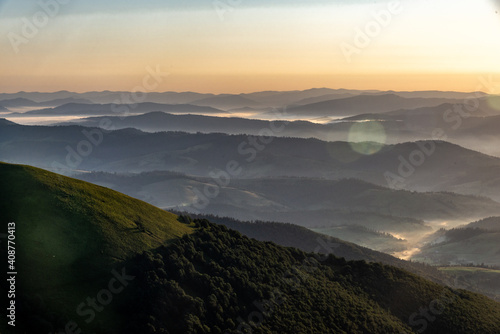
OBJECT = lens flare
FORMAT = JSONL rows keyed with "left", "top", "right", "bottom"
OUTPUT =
{"left": 348, "top": 121, "right": 387, "bottom": 155}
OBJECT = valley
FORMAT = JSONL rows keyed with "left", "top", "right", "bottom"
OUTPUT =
{"left": 2, "top": 0, "right": 500, "bottom": 331}
{"left": 2, "top": 89, "right": 500, "bottom": 331}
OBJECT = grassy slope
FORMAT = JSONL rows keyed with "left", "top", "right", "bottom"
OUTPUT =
{"left": 1, "top": 162, "right": 499, "bottom": 333}
{"left": 0, "top": 162, "right": 193, "bottom": 332}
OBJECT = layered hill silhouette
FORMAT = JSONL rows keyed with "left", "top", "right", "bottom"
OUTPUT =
{"left": 0, "top": 89, "right": 485, "bottom": 109}
{"left": 414, "top": 217, "right": 500, "bottom": 267}
{"left": 0, "top": 97, "right": 93, "bottom": 109}
{"left": 287, "top": 94, "right": 459, "bottom": 117}
{"left": 77, "top": 172, "right": 500, "bottom": 230}
{"left": 1, "top": 162, "right": 500, "bottom": 333}
{"left": 191, "top": 94, "right": 262, "bottom": 110}
{"left": 2, "top": 121, "right": 500, "bottom": 201}
{"left": 343, "top": 102, "right": 500, "bottom": 157}
{"left": 76, "top": 171, "right": 500, "bottom": 254}
{"left": 62, "top": 102, "right": 500, "bottom": 157}
{"left": 6, "top": 102, "right": 224, "bottom": 117}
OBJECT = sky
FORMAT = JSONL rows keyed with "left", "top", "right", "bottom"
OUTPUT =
{"left": 0, "top": 0, "right": 499, "bottom": 93}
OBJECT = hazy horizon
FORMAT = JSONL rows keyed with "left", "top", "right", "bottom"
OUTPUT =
{"left": 2, "top": 1, "right": 500, "bottom": 333}
{"left": 1, "top": 0, "right": 500, "bottom": 93}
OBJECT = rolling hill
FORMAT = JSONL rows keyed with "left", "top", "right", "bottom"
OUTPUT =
{"left": 0, "top": 98, "right": 38, "bottom": 108}
{"left": 8, "top": 102, "right": 224, "bottom": 117}
{"left": 0, "top": 162, "right": 193, "bottom": 333}
{"left": 1, "top": 163, "right": 500, "bottom": 333}
{"left": 413, "top": 217, "right": 500, "bottom": 267}
{"left": 287, "top": 94, "right": 458, "bottom": 117}
{"left": 191, "top": 94, "right": 262, "bottom": 110}
{"left": 341, "top": 102, "right": 500, "bottom": 156}
{"left": 76, "top": 172, "right": 500, "bottom": 227}
{"left": 63, "top": 111, "right": 330, "bottom": 137}
{"left": 2, "top": 121, "right": 500, "bottom": 202}
{"left": 0, "top": 89, "right": 484, "bottom": 110}
{"left": 75, "top": 171, "right": 500, "bottom": 255}
{"left": 171, "top": 212, "right": 450, "bottom": 284}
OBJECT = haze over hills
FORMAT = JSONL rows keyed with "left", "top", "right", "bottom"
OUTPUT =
{"left": 0, "top": 98, "right": 39, "bottom": 108}
{"left": 2, "top": 120, "right": 500, "bottom": 201}
{"left": 344, "top": 102, "right": 500, "bottom": 157}
{"left": 172, "top": 212, "right": 450, "bottom": 283}
{"left": 3, "top": 0, "right": 500, "bottom": 329}
{"left": 287, "top": 94, "right": 461, "bottom": 117}
{"left": 4, "top": 115, "right": 500, "bottom": 271}
{"left": 75, "top": 171, "right": 500, "bottom": 253}
{"left": 413, "top": 217, "right": 500, "bottom": 267}
{"left": 77, "top": 172, "right": 500, "bottom": 224}
{"left": 2, "top": 89, "right": 500, "bottom": 314}
{"left": 6, "top": 102, "right": 225, "bottom": 117}
{"left": 176, "top": 213, "right": 500, "bottom": 302}
{"left": 0, "top": 89, "right": 490, "bottom": 110}
{"left": 0, "top": 97, "right": 94, "bottom": 109}
{"left": 190, "top": 94, "right": 262, "bottom": 110}
{"left": 61, "top": 103, "right": 500, "bottom": 157}
{"left": 2, "top": 162, "right": 500, "bottom": 334}
{"left": 62, "top": 111, "right": 336, "bottom": 138}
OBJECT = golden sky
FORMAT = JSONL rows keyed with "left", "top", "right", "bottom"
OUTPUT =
{"left": 0, "top": 0, "right": 499, "bottom": 93}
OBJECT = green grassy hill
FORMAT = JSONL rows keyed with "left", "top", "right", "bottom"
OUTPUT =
{"left": 0, "top": 162, "right": 193, "bottom": 333}
{"left": 1, "top": 163, "right": 500, "bottom": 333}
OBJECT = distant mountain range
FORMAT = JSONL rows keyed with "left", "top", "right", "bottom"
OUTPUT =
{"left": 190, "top": 94, "right": 262, "bottom": 110}
{"left": 286, "top": 94, "right": 461, "bottom": 117}
{"left": 2, "top": 88, "right": 500, "bottom": 333}
{"left": 2, "top": 120, "right": 500, "bottom": 202}
{"left": 0, "top": 88, "right": 488, "bottom": 109}
{"left": 62, "top": 111, "right": 335, "bottom": 138}
{"left": 59, "top": 103, "right": 500, "bottom": 157}
{"left": 5, "top": 102, "right": 224, "bottom": 117}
